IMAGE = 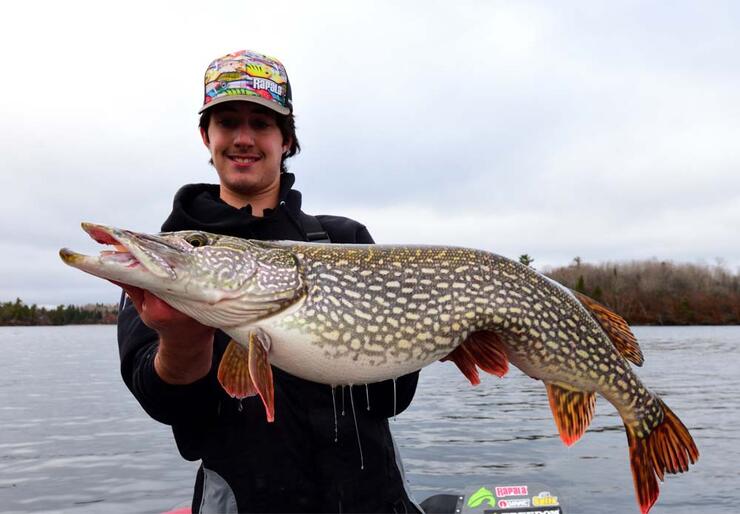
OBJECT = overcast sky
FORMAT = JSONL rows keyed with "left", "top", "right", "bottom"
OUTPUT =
{"left": 1, "top": 0, "right": 738, "bottom": 306}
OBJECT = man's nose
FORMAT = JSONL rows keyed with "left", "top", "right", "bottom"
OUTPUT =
{"left": 234, "top": 124, "right": 256, "bottom": 145}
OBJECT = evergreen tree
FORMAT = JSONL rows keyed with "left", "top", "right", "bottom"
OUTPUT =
{"left": 518, "top": 254, "right": 535, "bottom": 267}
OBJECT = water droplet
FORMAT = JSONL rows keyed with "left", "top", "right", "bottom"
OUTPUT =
{"left": 349, "top": 385, "right": 364, "bottom": 470}
{"left": 331, "top": 385, "right": 338, "bottom": 443}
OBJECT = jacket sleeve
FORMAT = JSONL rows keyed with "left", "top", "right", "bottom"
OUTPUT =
{"left": 117, "top": 292, "right": 222, "bottom": 426}
{"left": 344, "top": 223, "right": 421, "bottom": 418}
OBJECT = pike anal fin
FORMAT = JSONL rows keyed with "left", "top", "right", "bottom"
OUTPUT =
{"left": 216, "top": 332, "right": 276, "bottom": 423}
{"left": 442, "top": 330, "right": 509, "bottom": 385}
{"left": 626, "top": 399, "right": 699, "bottom": 514}
{"left": 545, "top": 382, "right": 596, "bottom": 446}
{"left": 217, "top": 339, "right": 258, "bottom": 399}
{"left": 572, "top": 290, "right": 644, "bottom": 366}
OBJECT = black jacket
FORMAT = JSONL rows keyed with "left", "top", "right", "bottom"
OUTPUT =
{"left": 117, "top": 174, "right": 422, "bottom": 513}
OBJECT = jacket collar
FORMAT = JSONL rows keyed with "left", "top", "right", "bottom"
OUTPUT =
{"left": 161, "top": 172, "right": 303, "bottom": 233}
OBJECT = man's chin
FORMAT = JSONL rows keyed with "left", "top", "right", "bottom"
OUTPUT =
{"left": 217, "top": 175, "right": 281, "bottom": 208}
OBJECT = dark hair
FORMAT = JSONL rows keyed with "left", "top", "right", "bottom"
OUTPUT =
{"left": 199, "top": 105, "right": 301, "bottom": 173}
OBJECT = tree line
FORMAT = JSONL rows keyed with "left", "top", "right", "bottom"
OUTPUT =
{"left": 0, "top": 299, "right": 118, "bottom": 326}
{"left": 540, "top": 258, "right": 740, "bottom": 325}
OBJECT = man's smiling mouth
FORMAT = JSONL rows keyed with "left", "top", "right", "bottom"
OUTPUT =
{"left": 228, "top": 154, "right": 260, "bottom": 164}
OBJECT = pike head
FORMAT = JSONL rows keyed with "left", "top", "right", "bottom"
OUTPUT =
{"left": 60, "top": 223, "right": 305, "bottom": 328}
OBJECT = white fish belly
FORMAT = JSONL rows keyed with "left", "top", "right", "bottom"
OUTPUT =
{"left": 254, "top": 322, "right": 432, "bottom": 385}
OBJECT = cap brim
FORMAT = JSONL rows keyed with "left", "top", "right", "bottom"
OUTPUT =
{"left": 198, "top": 95, "right": 291, "bottom": 115}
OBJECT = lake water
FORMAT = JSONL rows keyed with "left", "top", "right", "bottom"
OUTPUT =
{"left": 0, "top": 325, "right": 738, "bottom": 513}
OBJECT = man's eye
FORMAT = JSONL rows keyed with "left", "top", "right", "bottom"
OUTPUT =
{"left": 250, "top": 119, "right": 271, "bottom": 130}
{"left": 217, "top": 118, "right": 238, "bottom": 129}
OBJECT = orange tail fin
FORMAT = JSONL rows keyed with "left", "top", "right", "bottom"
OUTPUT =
{"left": 626, "top": 399, "right": 699, "bottom": 514}
{"left": 441, "top": 330, "right": 509, "bottom": 385}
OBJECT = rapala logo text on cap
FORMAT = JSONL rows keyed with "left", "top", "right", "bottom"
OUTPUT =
{"left": 498, "top": 498, "right": 531, "bottom": 508}
{"left": 495, "top": 485, "right": 528, "bottom": 497}
{"left": 532, "top": 492, "right": 559, "bottom": 507}
{"left": 252, "top": 78, "right": 284, "bottom": 96}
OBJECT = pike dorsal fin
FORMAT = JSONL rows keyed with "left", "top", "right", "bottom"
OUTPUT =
{"left": 572, "top": 290, "right": 644, "bottom": 366}
{"left": 545, "top": 382, "right": 596, "bottom": 446}
{"left": 441, "top": 330, "right": 509, "bottom": 385}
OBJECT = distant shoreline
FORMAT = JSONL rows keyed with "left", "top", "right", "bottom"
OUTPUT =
{"left": 0, "top": 320, "right": 117, "bottom": 326}
{"left": 544, "top": 258, "right": 739, "bottom": 325}
{"left": 0, "top": 300, "right": 117, "bottom": 326}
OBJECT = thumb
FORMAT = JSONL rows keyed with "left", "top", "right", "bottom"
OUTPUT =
{"left": 110, "top": 280, "right": 145, "bottom": 313}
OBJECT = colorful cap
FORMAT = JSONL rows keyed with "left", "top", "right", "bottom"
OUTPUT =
{"left": 199, "top": 50, "right": 292, "bottom": 115}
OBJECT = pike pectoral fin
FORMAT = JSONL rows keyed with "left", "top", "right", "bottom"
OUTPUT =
{"left": 442, "top": 330, "right": 509, "bottom": 386}
{"left": 545, "top": 382, "right": 596, "bottom": 446}
{"left": 248, "top": 330, "right": 275, "bottom": 423}
{"left": 625, "top": 399, "right": 699, "bottom": 514}
{"left": 218, "top": 340, "right": 258, "bottom": 399}
{"left": 573, "top": 290, "right": 644, "bottom": 366}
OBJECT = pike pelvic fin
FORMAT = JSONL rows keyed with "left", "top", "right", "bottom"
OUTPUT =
{"left": 218, "top": 340, "right": 258, "bottom": 399}
{"left": 441, "top": 330, "right": 509, "bottom": 385}
{"left": 545, "top": 382, "right": 596, "bottom": 446}
{"left": 217, "top": 335, "right": 275, "bottom": 422}
{"left": 248, "top": 331, "right": 275, "bottom": 423}
{"left": 625, "top": 399, "right": 699, "bottom": 514}
{"left": 442, "top": 344, "right": 479, "bottom": 384}
{"left": 573, "top": 290, "right": 644, "bottom": 366}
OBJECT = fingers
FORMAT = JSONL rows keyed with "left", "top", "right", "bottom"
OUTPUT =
{"left": 142, "top": 293, "right": 186, "bottom": 321}
{"left": 110, "top": 282, "right": 215, "bottom": 351}
{"left": 111, "top": 281, "right": 177, "bottom": 322}
{"left": 109, "top": 281, "right": 205, "bottom": 333}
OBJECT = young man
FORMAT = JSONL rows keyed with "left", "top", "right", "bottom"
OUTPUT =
{"left": 117, "top": 50, "right": 422, "bottom": 513}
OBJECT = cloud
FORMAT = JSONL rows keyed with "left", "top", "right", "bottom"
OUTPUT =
{"left": 1, "top": 0, "right": 738, "bottom": 305}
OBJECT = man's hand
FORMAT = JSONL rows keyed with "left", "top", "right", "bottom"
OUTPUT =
{"left": 118, "top": 282, "right": 216, "bottom": 385}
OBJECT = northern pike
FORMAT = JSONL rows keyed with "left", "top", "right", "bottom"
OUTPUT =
{"left": 60, "top": 223, "right": 699, "bottom": 513}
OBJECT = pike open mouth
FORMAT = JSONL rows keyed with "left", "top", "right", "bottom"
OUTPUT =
{"left": 99, "top": 249, "right": 139, "bottom": 267}
{"left": 83, "top": 223, "right": 142, "bottom": 269}
{"left": 59, "top": 223, "right": 177, "bottom": 280}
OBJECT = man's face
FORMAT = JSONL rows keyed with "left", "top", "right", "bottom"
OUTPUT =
{"left": 201, "top": 102, "right": 289, "bottom": 199}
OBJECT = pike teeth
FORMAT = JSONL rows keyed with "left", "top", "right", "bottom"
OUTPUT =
{"left": 100, "top": 250, "right": 138, "bottom": 267}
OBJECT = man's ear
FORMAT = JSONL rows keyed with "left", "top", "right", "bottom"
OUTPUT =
{"left": 200, "top": 126, "right": 210, "bottom": 147}
{"left": 282, "top": 136, "right": 292, "bottom": 154}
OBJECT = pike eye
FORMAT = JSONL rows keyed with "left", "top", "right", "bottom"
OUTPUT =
{"left": 186, "top": 233, "right": 209, "bottom": 248}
